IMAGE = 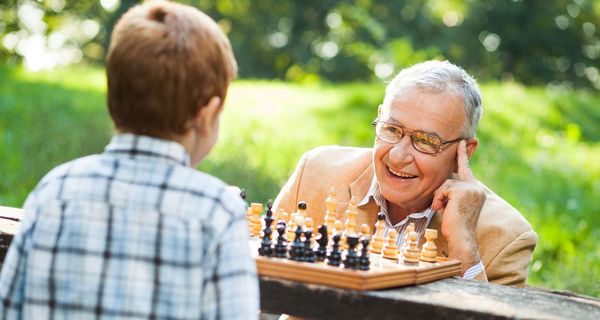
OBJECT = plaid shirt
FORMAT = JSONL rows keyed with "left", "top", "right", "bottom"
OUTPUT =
{"left": 0, "top": 134, "right": 259, "bottom": 320}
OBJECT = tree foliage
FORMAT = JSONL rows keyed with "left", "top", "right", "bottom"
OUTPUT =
{"left": 1, "top": 0, "right": 599, "bottom": 88}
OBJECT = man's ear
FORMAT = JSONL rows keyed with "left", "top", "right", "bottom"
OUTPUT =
{"left": 194, "top": 96, "right": 222, "bottom": 135}
{"left": 465, "top": 137, "right": 478, "bottom": 160}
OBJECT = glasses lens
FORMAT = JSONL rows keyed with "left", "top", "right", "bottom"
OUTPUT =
{"left": 412, "top": 132, "right": 441, "bottom": 153}
{"left": 376, "top": 122, "right": 402, "bottom": 143}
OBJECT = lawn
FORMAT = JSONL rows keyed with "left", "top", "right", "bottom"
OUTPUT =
{"left": 0, "top": 65, "right": 598, "bottom": 297}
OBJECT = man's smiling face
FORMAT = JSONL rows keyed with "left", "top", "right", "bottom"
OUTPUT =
{"left": 373, "top": 87, "right": 466, "bottom": 218}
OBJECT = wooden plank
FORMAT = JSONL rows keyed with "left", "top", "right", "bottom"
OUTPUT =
{"left": 0, "top": 206, "right": 23, "bottom": 235}
{"left": 259, "top": 276, "right": 600, "bottom": 320}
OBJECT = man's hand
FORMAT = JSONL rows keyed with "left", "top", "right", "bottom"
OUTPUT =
{"left": 431, "top": 140, "right": 486, "bottom": 274}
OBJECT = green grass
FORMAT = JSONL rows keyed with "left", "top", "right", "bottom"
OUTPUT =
{"left": 0, "top": 65, "right": 598, "bottom": 297}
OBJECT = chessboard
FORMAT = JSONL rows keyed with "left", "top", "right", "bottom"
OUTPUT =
{"left": 246, "top": 197, "right": 462, "bottom": 291}
{"left": 250, "top": 238, "right": 461, "bottom": 290}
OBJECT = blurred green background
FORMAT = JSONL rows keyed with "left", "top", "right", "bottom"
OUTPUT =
{"left": 1, "top": 0, "right": 599, "bottom": 297}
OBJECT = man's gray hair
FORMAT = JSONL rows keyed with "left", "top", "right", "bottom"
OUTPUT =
{"left": 383, "top": 60, "right": 483, "bottom": 138}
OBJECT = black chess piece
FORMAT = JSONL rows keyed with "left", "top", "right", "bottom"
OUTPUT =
{"left": 358, "top": 237, "right": 370, "bottom": 271}
{"left": 344, "top": 235, "right": 359, "bottom": 269}
{"left": 258, "top": 202, "right": 274, "bottom": 257}
{"left": 298, "top": 201, "right": 307, "bottom": 211}
{"left": 327, "top": 234, "right": 342, "bottom": 266}
{"left": 303, "top": 230, "right": 315, "bottom": 263}
{"left": 289, "top": 225, "right": 304, "bottom": 261}
{"left": 314, "top": 225, "right": 328, "bottom": 262}
{"left": 274, "top": 222, "right": 288, "bottom": 258}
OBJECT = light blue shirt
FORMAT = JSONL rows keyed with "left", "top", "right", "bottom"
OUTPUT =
{"left": 0, "top": 134, "right": 259, "bottom": 319}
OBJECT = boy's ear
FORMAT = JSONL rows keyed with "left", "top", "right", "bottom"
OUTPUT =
{"left": 194, "top": 96, "right": 222, "bottom": 135}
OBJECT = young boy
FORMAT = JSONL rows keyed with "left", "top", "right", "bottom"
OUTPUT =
{"left": 0, "top": 1, "right": 259, "bottom": 319}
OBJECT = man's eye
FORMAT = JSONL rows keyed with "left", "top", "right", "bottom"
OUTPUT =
{"left": 415, "top": 134, "right": 438, "bottom": 146}
{"left": 384, "top": 126, "right": 401, "bottom": 135}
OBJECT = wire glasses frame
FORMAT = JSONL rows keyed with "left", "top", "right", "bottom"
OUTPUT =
{"left": 372, "top": 119, "right": 465, "bottom": 154}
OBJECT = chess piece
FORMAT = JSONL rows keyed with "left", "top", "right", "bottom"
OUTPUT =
{"left": 333, "top": 219, "right": 344, "bottom": 247}
{"left": 245, "top": 206, "right": 253, "bottom": 233}
{"left": 286, "top": 213, "right": 298, "bottom": 241}
{"left": 342, "top": 197, "right": 359, "bottom": 249}
{"left": 420, "top": 228, "right": 438, "bottom": 263}
{"left": 324, "top": 187, "right": 337, "bottom": 239}
{"left": 343, "top": 235, "right": 359, "bottom": 269}
{"left": 383, "top": 229, "right": 399, "bottom": 260}
{"left": 314, "top": 225, "right": 328, "bottom": 262}
{"left": 371, "top": 212, "right": 386, "bottom": 254}
{"left": 327, "top": 234, "right": 342, "bottom": 266}
{"left": 289, "top": 222, "right": 304, "bottom": 261}
{"left": 305, "top": 217, "right": 314, "bottom": 231}
{"left": 358, "top": 238, "right": 370, "bottom": 271}
{"left": 297, "top": 201, "right": 308, "bottom": 218}
{"left": 274, "top": 221, "right": 288, "bottom": 258}
{"left": 402, "top": 222, "right": 416, "bottom": 251}
{"left": 250, "top": 203, "right": 263, "bottom": 237}
{"left": 303, "top": 230, "right": 315, "bottom": 263}
{"left": 360, "top": 224, "right": 370, "bottom": 239}
{"left": 402, "top": 230, "right": 421, "bottom": 264}
{"left": 304, "top": 217, "right": 315, "bottom": 247}
{"left": 276, "top": 209, "right": 289, "bottom": 224}
{"left": 358, "top": 223, "right": 370, "bottom": 252}
{"left": 258, "top": 203, "right": 275, "bottom": 256}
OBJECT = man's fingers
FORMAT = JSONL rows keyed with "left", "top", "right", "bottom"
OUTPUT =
{"left": 432, "top": 181, "right": 451, "bottom": 211}
{"left": 457, "top": 140, "right": 476, "bottom": 182}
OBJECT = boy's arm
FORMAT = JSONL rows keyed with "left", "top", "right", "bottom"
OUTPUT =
{"left": 213, "top": 205, "right": 259, "bottom": 319}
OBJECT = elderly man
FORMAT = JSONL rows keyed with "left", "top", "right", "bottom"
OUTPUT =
{"left": 274, "top": 60, "right": 537, "bottom": 286}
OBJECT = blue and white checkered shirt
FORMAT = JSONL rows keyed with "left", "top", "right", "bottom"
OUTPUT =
{"left": 0, "top": 134, "right": 259, "bottom": 319}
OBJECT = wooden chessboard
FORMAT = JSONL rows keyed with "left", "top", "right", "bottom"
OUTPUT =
{"left": 250, "top": 237, "right": 462, "bottom": 291}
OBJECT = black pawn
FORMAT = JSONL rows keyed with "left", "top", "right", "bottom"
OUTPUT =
{"left": 303, "top": 230, "right": 315, "bottom": 263}
{"left": 258, "top": 202, "right": 274, "bottom": 257}
{"left": 344, "top": 235, "right": 359, "bottom": 269}
{"left": 327, "top": 234, "right": 342, "bottom": 266}
{"left": 289, "top": 225, "right": 304, "bottom": 261}
{"left": 298, "top": 201, "right": 307, "bottom": 211}
{"left": 314, "top": 225, "right": 328, "bottom": 262}
{"left": 358, "top": 238, "right": 370, "bottom": 271}
{"left": 274, "top": 222, "right": 288, "bottom": 258}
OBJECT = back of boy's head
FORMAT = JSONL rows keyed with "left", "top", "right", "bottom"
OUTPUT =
{"left": 106, "top": 0, "right": 237, "bottom": 139}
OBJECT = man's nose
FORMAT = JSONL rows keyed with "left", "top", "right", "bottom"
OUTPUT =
{"left": 388, "top": 135, "right": 414, "bottom": 163}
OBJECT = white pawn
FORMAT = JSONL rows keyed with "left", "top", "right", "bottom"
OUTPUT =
{"left": 383, "top": 229, "right": 399, "bottom": 260}
{"left": 402, "top": 230, "right": 421, "bottom": 263}
{"left": 420, "top": 228, "right": 438, "bottom": 263}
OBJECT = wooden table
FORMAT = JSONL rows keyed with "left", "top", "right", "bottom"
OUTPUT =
{"left": 2, "top": 206, "right": 599, "bottom": 319}
{"left": 259, "top": 276, "right": 600, "bottom": 319}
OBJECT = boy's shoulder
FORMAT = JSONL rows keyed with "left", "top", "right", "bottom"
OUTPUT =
{"left": 36, "top": 154, "right": 103, "bottom": 189}
{"left": 170, "top": 166, "right": 246, "bottom": 218}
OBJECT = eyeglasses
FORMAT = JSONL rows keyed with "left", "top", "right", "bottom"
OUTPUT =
{"left": 372, "top": 119, "right": 464, "bottom": 154}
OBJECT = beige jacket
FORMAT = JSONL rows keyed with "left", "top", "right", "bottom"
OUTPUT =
{"left": 274, "top": 146, "right": 537, "bottom": 287}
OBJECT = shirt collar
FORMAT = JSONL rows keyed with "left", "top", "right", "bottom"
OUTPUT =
{"left": 359, "top": 175, "right": 435, "bottom": 227}
{"left": 104, "top": 133, "right": 191, "bottom": 167}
